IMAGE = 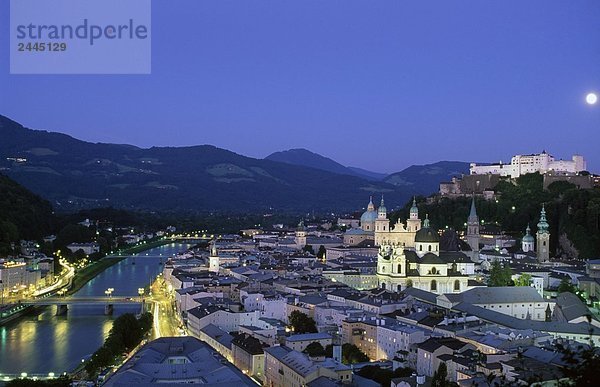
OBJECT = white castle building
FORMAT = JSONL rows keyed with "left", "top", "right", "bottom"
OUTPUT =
{"left": 469, "top": 151, "right": 586, "bottom": 178}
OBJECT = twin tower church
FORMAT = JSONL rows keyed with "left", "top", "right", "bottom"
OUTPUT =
{"left": 343, "top": 196, "right": 550, "bottom": 294}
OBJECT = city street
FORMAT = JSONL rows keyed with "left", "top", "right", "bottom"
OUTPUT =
{"left": 149, "top": 276, "right": 184, "bottom": 338}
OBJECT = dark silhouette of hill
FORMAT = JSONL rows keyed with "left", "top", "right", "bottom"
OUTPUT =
{"left": 0, "top": 115, "right": 411, "bottom": 213}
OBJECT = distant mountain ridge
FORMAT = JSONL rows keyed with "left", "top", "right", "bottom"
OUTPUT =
{"left": 0, "top": 115, "right": 414, "bottom": 213}
{"left": 384, "top": 161, "right": 471, "bottom": 195}
{"left": 266, "top": 148, "right": 470, "bottom": 196}
{"left": 265, "top": 148, "right": 385, "bottom": 181}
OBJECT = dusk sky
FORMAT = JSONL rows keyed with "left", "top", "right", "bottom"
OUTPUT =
{"left": 1, "top": 0, "right": 599, "bottom": 173}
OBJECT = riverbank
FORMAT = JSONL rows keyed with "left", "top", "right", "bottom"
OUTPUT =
{"left": 67, "top": 238, "right": 174, "bottom": 296}
{"left": 115, "top": 237, "right": 173, "bottom": 256}
{"left": 0, "top": 244, "right": 193, "bottom": 379}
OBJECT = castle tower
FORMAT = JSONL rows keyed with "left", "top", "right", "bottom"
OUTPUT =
{"left": 466, "top": 196, "right": 480, "bottom": 252}
{"left": 536, "top": 205, "right": 550, "bottom": 262}
{"left": 295, "top": 220, "right": 307, "bottom": 248}
{"left": 406, "top": 197, "right": 421, "bottom": 233}
{"left": 208, "top": 240, "right": 220, "bottom": 273}
{"left": 522, "top": 224, "right": 535, "bottom": 253}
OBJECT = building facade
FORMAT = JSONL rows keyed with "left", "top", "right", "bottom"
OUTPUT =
{"left": 376, "top": 217, "right": 473, "bottom": 294}
{"left": 469, "top": 151, "right": 586, "bottom": 178}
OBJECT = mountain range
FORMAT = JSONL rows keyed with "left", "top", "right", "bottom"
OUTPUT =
{"left": 265, "top": 148, "right": 388, "bottom": 181}
{"left": 0, "top": 114, "right": 470, "bottom": 213}
{"left": 265, "top": 148, "right": 470, "bottom": 195}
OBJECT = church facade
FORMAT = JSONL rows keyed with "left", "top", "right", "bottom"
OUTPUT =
{"left": 374, "top": 197, "right": 422, "bottom": 248}
{"left": 376, "top": 218, "right": 474, "bottom": 295}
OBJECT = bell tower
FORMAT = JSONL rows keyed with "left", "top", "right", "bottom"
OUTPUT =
{"left": 406, "top": 197, "right": 421, "bottom": 233}
{"left": 295, "top": 220, "right": 307, "bottom": 247}
{"left": 536, "top": 206, "right": 550, "bottom": 262}
{"left": 466, "top": 196, "right": 480, "bottom": 251}
{"left": 209, "top": 240, "right": 220, "bottom": 273}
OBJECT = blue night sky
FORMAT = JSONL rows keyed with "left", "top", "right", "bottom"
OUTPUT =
{"left": 1, "top": 0, "right": 599, "bottom": 173}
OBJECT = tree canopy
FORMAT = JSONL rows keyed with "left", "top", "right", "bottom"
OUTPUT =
{"left": 288, "top": 310, "right": 318, "bottom": 334}
{"left": 488, "top": 261, "right": 513, "bottom": 287}
{"left": 303, "top": 342, "right": 326, "bottom": 357}
{"left": 325, "top": 343, "right": 369, "bottom": 364}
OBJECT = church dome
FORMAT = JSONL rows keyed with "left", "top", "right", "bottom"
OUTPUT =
{"left": 523, "top": 225, "right": 534, "bottom": 242}
{"left": 361, "top": 196, "right": 377, "bottom": 223}
{"left": 415, "top": 227, "right": 440, "bottom": 243}
{"left": 361, "top": 209, "right": 377, "bottom": 223}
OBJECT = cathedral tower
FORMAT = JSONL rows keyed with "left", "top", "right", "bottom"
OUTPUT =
{"left": 295, "top": 220, "right": 307, "bottom": 248}
{"left": 406, "top": 197, "right": 421, "bottom": 233}
{"left": 375, "top": 196, "right": 389, "bottom": 232}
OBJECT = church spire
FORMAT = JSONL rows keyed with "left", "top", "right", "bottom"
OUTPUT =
{"left": 468, "top": 196, "right": 478, "bottom": 223}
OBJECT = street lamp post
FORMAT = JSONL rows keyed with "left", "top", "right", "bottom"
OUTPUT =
{"left": 105, "top": 288, "right": 114, "bottom": 298}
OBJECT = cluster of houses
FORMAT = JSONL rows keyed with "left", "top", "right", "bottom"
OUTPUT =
{"left": 152, "top": 211, "right": 600, "bottom": 386}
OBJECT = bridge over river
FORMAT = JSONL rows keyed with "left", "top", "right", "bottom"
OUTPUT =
{"left": 22, "top": 296, "right": 144, "bottom": 315}
{"left": 0, "top": 242, "right": 194, "bottom": 378}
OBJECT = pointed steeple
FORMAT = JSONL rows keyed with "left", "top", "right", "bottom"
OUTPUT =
{"left": 466, "top": 195, "right": 480, "bottom": 251}
{"left": 380, "top": 195, "right": 385, "bottom": 207}
{"left": 468, "top": 195, "right": 479, "bottom": 222}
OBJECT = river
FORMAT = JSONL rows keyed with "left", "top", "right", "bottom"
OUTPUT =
{"left": 0, "top": 243, "right": 193, "bottom": 375}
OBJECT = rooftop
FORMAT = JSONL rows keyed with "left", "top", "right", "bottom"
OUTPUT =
{"left": 104, "top": 336, "right": 254, "bottom": 386}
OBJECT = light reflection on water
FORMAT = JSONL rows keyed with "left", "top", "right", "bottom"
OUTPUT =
{"left": 0, "top": 243, "right": 193, "bottom": 374}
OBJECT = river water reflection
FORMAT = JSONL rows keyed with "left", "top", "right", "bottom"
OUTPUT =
{"left": 0, "top": 243, "right": 192, "bottom": 375}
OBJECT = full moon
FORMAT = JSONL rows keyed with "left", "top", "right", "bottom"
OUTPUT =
{"left": 586, "top": 92, "right": 598, "bottom": 105}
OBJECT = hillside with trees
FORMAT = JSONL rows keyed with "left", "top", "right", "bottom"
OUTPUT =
{"left": 389, "top": 173, "right": 600, "bottom": 259}
{"left": 0, "top": 173, "right": 55, "bottom": 255}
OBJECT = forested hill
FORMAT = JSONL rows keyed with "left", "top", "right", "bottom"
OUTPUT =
{"left": 0, "top": 114, "right": 412, "bottom": 212}
{"left": 390, "top": 173, "right": 600, "bottom": 259}
{"left": 0, "top": 173, "right": 55, "bottom": 255}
